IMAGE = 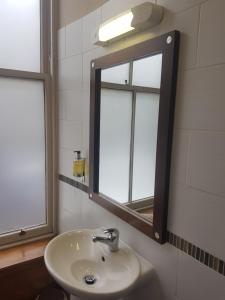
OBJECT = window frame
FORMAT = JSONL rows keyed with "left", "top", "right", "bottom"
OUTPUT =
{"left": 0, "top": 0, "right": 57, "bottom": 247}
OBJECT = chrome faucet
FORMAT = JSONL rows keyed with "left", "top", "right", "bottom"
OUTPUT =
{"left": 92, "top": 228, "right": 119, "bottom": 252}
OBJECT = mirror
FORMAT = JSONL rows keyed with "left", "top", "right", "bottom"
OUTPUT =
{"left": 89, "top": 31, "right": 180, "bottom": 243}
{"left": 99, "top": 54, "right": 162, "bottom": 224}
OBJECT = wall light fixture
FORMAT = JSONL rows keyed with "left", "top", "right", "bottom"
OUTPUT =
{"left": 93, "top": 2, "right": 164, "bottom": 46}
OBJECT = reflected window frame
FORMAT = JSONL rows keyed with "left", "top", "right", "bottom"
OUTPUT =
{"left": 89, "top": 31, "right": 180, "bottom": 244}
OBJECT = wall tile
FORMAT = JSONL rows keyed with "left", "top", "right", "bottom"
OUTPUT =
{"left": 125, "top": 285, "right": 178, "bottom": 300}
{"left": 59, "top": 90, "right": 83, "bottom": 122}
{"left": 59, "top": 148, "right": 74, "bottom": 179}
{"left": 58, "top": 91, "right": 66, "bottom": 120}
{"left": 157, "top": 0, "right": 206, "bottom": 13}
{"left": 156, "top": 6, "right": 200, "bottom": 69}
{"left": 168, "top": 183, "right": 225, "bottom": 260}
{"left": 58, "top": 27, "right": 66, "bottom": 59}
{"left": 90, "top": 197, "right": 118, "bottom": 229}
{"left": 187, "top": 131, "right": 225, "bottom": 197}
{"left": 197, "top": 0, "right": 225, "bottom": 67}
{"left": 80, "top": 193, "right": 100, "bottom": 229}
{"left": 58, "top": 55, "right": 82, "bottom": 91}
{"left": 117, "top": 217, "right": 178, "bottom": 300}
{"left": 58, "top": 182, "right": 84, "bottom": 233}
{"left": 66, "top": 19, "right": 83, "bottom": 57}
{"left": 58, "top": 209, "right": 75, "bottom": 234}
{"left": 71, "top": 189, "right": 85, "bottom": 228}
{"left": 82, "top": 123, "right": 89, "bottom": 156}
{"left": 79, "top": 194, "right": 114, "bottom": 230}
{"left": 83, "top": 8, "right": 102, "bottom": 52}
{"left": 177, "top": 251, "right": 225, "bottom": 300}
{"left": 101, "top": 0, "right": 156, "bottom": 22}
{"left": 59, "top": 181, "right": 75, "bottom": 212}
{"left": 170, "top": 130, "right": 190, "bottom": 184}
{"left": 59, "top": 120, "right": 82, "bottom": 150}
{"left": 175, "top": 64, "right": 225, "bottom": 131}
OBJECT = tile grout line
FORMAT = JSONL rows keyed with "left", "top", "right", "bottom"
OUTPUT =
{"left": 194, "top": 3, "right": 202, "bottom": 68}
{"left": 59, "top": 174, "right": 225, "bottom": 278}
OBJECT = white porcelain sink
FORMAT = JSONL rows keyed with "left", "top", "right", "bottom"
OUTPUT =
{"left": 44, "top": 229, "right": 141, "bottom": 299}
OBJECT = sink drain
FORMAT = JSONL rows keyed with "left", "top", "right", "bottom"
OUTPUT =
{"left": 83, "top": 275, "right": 96, "bottom": 285}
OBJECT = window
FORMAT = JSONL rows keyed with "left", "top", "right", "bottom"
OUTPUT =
{"left": 0, "top": 0, "right": 56, "bottom": 246}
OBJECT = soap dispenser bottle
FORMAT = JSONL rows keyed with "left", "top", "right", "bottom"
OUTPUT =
{"left": 73, "top": 151, "right": 85, "bottom": 177}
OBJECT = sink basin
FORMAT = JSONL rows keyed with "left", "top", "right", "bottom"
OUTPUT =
{"left": 44, "top": 229, "right": 141, "bottom": 299}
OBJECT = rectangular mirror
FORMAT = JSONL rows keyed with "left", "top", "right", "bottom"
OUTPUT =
{"left": 89, "top": 31, "right": 180, "bottom": 243}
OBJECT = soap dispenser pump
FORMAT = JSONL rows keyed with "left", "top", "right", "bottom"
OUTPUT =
{"left": 73, "top": 151, "right": 85, "bottom": 178}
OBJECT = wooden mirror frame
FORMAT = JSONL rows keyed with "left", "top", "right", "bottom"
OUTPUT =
{"left": 89, "top": 30, "right": 180, "bottom": 243}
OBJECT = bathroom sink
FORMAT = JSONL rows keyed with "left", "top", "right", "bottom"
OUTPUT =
{"left": 44, "top": 229, "right": 141, "bottom": 299}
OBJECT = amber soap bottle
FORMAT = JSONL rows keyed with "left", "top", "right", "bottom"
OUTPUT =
{"left": 73, "top": 151, "right": 85, "bottom": 177}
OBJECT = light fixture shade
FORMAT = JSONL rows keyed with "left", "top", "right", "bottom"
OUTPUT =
{"left": 98, "top": 11, "right": 134, "bottom": 43}
{"left": 93, "top": 2, "right": 164, "bottom": 46}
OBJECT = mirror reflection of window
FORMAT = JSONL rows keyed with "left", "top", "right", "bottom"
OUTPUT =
{"left": 132, "top": 54, "right": 162, "bottom": 88}
{"left": 101, "top": 63, "right": 130, "bottom": 85}
{"left": 132, "top": 93, "right": 159, "bottom": 201}
{"left": 99, "top": 53, "right": 162, "bottom": 212}
{"left": 99, "top": 89, "right": 132, "bottom": 203}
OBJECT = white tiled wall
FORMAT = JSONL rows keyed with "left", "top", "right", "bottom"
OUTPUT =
{"left": 58, "top": 1, "right": 225, "bottom": 299}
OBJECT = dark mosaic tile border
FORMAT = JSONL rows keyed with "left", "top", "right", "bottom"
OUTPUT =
{"left": 167, "top": 232, "right": 225, "bottom": 277}
{"left": 59, "top": 174, "right": 225, "bottom": 277}
{"left": 58, "top": 174, "right": 89, "bottom": 193}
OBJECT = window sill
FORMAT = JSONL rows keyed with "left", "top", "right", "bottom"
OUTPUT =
{"left": 0, "top": 238, "right": 51, "bottom": 272}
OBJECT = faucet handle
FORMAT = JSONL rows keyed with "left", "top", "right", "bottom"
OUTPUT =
{"left": 103, "top": 228, "right": 119, "bottom": 236}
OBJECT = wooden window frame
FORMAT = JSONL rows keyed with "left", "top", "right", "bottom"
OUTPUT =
{"left": 0, "top": 0, "right": 58, "bottom": 248}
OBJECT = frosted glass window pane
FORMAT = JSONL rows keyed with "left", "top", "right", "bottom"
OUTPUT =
{"left": 132, "top": 93, "right": 159, "bottom": 201}
{"left": 99, "top": 89, "right": 132, "bottom": 203}
{"left": 0, "top": 78, "right": 46, "bottom": 234}
{"left": 101, "top": 63, "right": 130, "bottom": 84}
{"left": 132, "top": 54, "right": 162, "bottom": 88}
{"left": 0, "top": 0, "right": 40, "bottom": 72}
